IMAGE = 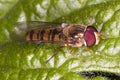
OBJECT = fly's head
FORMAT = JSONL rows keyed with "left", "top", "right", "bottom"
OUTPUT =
{"left": 84, "top": 26, "right": 100, "bottom": 47}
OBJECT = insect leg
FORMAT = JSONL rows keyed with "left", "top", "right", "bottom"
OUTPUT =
{"left": 69, "top": 47, "right": 78, "bottom": 54}
{"left": 45, "top": 46, "right": 65, "bottom": 64}
{"left": 85, "top": 47, "right": 94, "bottom": 54}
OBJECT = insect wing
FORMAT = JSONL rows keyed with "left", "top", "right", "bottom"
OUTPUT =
{"left": 14, "top": 21, "right": 61, "bottom": 31}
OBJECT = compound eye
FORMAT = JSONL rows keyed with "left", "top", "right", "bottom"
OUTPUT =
{"left": 84, "top": 26, "right": 97, "bottom": 47}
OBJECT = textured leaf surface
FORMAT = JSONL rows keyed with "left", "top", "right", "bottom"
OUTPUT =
{"left": 0, "top": 0, "right": 120, "bottom": 80}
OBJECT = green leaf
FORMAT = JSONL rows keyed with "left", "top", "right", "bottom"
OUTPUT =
{"left": 0, "top": 0, "right": 120, "bottom": 80}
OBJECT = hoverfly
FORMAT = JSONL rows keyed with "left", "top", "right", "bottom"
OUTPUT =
{"left": 13, "top": 21, "right": 100, "bottom": 63}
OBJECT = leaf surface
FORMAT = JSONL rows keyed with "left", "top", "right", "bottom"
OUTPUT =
{"left": 0, "top": 0, "right": 119, "bottom": 80}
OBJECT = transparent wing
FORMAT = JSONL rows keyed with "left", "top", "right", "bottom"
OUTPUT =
{"left": 14, "top": 21, "right": 61, "bottom": 31}
{"left": 11, "top": 21, "right": 61, "bottom": 42}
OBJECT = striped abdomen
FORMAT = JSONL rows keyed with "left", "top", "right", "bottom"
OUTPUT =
{"left": 26, "top": 28, "right": 64, "bottom": 43}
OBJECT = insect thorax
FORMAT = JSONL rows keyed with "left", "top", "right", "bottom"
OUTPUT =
{"left": 62, "top": 24, "right": 86, "bottom": 47}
